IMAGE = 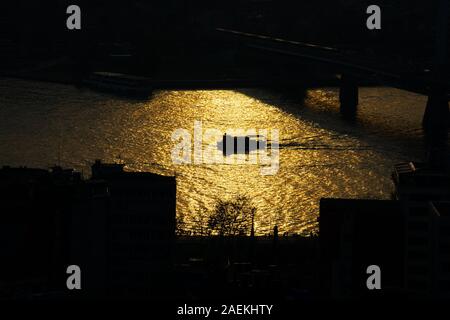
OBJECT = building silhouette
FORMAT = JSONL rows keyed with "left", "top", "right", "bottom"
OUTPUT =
{"left": 0, "top": 161, "right": 176, "bottom": 299}
{"left": 319, "top": 162, "right": 450, "bottom": 299}
{"left": 87, "top": 160, "right": 176, "bottom": 298}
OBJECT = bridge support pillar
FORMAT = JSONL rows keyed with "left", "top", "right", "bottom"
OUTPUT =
{"left": 423, "top": 88, "right": 449, "bottom": 130}
{"left": 339, "top": 74, "right": 358, "bottom": 118}
{"left": 423, "top": 87, "right": 449, "bottom": 169}
{"left": 423, "top": 0, "right": 450, "bottom": 169}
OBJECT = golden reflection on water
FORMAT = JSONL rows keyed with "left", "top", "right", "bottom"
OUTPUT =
{"left": 114, "top": 90, "right": 397, "bottom": 235}
{"left": 0, "top": 79, "right": 427, "bottom": 235}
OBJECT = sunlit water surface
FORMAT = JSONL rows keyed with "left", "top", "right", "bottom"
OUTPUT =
{"left": 0, "top": 78, "right": 429, "bottom": 234}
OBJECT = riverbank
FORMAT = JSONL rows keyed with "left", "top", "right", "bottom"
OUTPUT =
{"left": 0, "top": 54, "right": 357, "bottom": 91}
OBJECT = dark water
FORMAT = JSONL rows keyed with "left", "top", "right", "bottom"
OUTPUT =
{"left": 0, "top": 78, "right": 428, "bottom": 235}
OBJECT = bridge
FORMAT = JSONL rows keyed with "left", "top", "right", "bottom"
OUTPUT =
{"left": 216, "top": 26, "right": 449, "bottom": 122}
{"left": 213, "top": 1, "right": 449, "bottom": 135}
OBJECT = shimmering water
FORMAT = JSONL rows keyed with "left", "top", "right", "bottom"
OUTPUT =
{"left": 0, "top": 78, "right": 429, "bottom": 235}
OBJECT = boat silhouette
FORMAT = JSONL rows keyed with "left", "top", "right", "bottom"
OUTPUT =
{"left": 217, "top": 134, "right": 267, "bottom": 156}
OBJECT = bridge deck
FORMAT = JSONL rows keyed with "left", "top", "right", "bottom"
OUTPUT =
{"left": 217, "top": 28, "right": 450, "bottom": 99}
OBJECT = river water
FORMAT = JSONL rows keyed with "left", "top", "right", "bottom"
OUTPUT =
{"left": 0, "top": 77, "right": 428, "bottom": 235}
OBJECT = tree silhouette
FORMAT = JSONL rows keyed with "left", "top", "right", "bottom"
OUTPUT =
{"left": 207, "top": 196, "right": 256, "bottom": 236}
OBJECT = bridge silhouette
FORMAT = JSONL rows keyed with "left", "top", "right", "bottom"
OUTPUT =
{"left": 215, "top": 25, "right": 449, "bottom": 126}
{"left": 150, "top": 1, "right": 449, "bottom": 146}
{"left": 216, "top": 28, "right": 449, "bottom": 98}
